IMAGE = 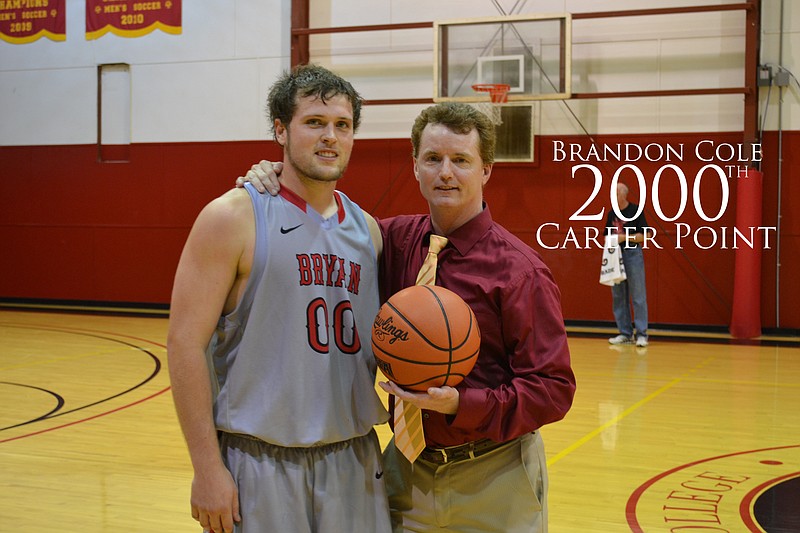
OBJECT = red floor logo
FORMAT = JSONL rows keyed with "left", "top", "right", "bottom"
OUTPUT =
{"left": 626, "top": 445, "right": 800, "bottom": 532}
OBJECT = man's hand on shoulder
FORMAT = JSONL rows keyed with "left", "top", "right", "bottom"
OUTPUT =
{"left": 235, "top": 160, "right": 283, "bottom": 196}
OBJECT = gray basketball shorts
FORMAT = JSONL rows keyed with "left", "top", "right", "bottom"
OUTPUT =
{"left": 219, "top": 430, "right": 392, "bottom": 533}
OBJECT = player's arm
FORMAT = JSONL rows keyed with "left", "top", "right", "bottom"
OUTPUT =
{"left": 167, "top": 189, "right": 252, "bottom": 533}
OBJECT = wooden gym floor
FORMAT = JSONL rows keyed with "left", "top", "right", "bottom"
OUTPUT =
{"left": 1, "top": 309, "right": 798, "bottom": 532}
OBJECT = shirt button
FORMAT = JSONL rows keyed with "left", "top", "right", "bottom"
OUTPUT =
{"left": 423, "top": 413, "right": 430, "bottom": 419}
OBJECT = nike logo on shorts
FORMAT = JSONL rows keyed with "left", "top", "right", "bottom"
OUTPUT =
{"left": 280, "top": 224, "right": 303, "bottom": 234}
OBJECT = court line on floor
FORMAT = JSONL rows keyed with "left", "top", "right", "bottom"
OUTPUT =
{"left": 547, "top": 356, "right": 716, "bottom": 467}
{"left": 0, "top": 322, "right": 170, "bottom": 442}
{"left": 0, "top": 346, "right": 140, "bottom": 372}
{"left": 0, "top": 387, "right": 171, "bottom": 444}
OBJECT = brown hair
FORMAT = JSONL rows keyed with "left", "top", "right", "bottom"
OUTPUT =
{"left": 410, "top": 102, "right": 496, "bottom": 164}
{"left": 267, "top": 63, "right": 363, "bottom": 133}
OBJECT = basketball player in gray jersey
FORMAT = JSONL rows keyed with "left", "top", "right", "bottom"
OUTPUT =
{"left": 167, "top": 65, "right": 391, "bottom": 533}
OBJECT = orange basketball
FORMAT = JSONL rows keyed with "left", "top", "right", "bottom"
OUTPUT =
{"left": 371, "top": 285, "right": 480, "bottom": 391}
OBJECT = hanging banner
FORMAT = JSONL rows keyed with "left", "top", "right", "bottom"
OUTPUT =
{"left": 86, "top": 0, "right": 181, "bottom": 40}
{"left": 0, "top": 0, "right": 66, "bottom": 44}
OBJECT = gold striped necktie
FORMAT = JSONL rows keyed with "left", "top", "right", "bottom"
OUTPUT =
{"left": 394, "top": 234, "right": 449, "bottom": 462}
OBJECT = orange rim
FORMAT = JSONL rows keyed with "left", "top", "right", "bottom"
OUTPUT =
{"left": 471, "top": 83, "right": 510, "bottom": 103}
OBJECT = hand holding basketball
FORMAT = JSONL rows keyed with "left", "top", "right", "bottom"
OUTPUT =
{"left": 378, "top": 380, "right": 460, "bottom": 415}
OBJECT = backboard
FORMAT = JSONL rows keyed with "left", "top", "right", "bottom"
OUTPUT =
{"left": 434, "top": 14, "right": 571, "bottom": 102}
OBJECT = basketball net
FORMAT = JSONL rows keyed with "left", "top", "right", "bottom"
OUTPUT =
{"left": 470, "top": 83, "right": 509, "bottom": 126}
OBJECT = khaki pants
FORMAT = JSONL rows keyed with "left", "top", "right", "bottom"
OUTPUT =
{"left": 384, "top": 432, "right": 548, "bottom": 533}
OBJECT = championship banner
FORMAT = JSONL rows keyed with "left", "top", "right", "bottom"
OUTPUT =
{"left": 0, "top": 0, "right": 66, "bottom": 44}
{"left": 86, "top": 0, "right": 181, "bottom": 40}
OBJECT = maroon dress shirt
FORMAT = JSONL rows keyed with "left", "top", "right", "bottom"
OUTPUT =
{"left": 379, "top": 206, "right": 576, "bottom": 448}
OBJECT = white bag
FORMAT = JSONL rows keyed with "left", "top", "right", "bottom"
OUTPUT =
{"left": 599, "top": 234, "right": 627, "bottom": 286}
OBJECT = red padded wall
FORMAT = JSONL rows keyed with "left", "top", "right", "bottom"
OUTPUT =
{"left": 0, "top": 131, "right": 797, "bottom": 329}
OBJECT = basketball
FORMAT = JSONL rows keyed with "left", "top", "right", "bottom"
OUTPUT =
{"left": 371, "top": 285, "right": 481, "bottom": 391}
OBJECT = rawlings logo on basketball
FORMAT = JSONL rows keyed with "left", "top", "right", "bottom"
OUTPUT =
{"left": 372, "top": 315, "right": 409, "bottom": 345}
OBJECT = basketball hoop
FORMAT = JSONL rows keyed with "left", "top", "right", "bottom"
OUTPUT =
{"left": 470, "top": 83, "right": 510, "bottom": 125}
{"left": 472, "top": 83, "right": 511, "bottom": 103}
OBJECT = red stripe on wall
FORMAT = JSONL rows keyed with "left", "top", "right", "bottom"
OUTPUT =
{"left": 0, "top": 133, "right": 797, "bottom": 329}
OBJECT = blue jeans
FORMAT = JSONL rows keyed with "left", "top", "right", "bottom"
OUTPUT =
{"left": 611, "top": 245, "right": 648, "bottom": 338}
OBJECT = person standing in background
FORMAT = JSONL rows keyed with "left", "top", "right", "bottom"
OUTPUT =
{"left": 606, "top": 182, "right": 650, "bottom": 347}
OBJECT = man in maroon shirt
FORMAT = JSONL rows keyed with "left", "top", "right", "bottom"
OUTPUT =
{"left": 239, "top": 102, "right": 575, "bottom": 532}
{"left": 377, "top": 103, "right": 575, "bottom": 532}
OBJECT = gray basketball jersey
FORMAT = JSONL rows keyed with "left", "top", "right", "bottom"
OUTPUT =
{"left": 207, "top": 183, "right": 389, "bottom": 447}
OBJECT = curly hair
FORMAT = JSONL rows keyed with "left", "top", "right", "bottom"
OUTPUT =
{"left": 410, "top": 102, "right": 496, "bottom": 164}
{"left": 267, "top": 64, "right": 363, "bottom": 133}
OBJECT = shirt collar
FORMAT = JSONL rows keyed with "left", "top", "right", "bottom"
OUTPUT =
{"left": 279, "top": 185, "right": 345, "bottom": 223}
{"left": 425, "top": 203, "right": 493, "bottom": 256}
